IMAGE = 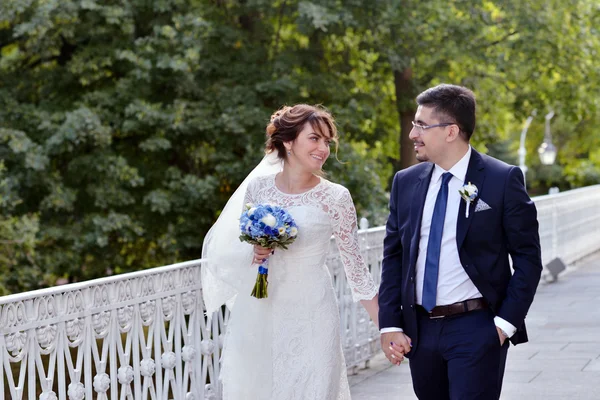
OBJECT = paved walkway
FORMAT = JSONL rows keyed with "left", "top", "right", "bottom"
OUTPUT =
{"left": 349, "top": 253, "right": 600, "bottom": 400}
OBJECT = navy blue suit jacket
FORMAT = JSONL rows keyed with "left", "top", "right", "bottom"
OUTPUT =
{"left": 379, "top": 149, "right": 543, "bottom": 348}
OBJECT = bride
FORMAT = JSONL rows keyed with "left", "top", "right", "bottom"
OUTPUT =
{"left": 202, "top": 104, "right": 379, "bottom": 400}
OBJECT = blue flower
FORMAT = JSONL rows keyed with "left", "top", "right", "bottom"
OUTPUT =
{"left": 239, "top": 204, "right": 298, "bottom": 244}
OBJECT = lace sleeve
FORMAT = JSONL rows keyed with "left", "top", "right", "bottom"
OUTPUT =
{"left": 329, "top": 186, "right": 378, "bottom": 302}
{"left": 243, "top": 178, "right": 257, "bottom": 210}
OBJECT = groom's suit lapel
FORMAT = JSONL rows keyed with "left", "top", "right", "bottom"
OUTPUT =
{"left": 409, "top": 164, "right": 434, "bottom": 270}
{"left": 457, "top": 150, "right": 486, "bottom": 250}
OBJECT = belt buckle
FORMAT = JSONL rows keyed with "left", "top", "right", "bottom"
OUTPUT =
{"left": 428, "top": 312, "right": 445, "bottom": 319}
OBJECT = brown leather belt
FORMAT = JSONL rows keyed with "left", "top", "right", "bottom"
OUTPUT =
{"left": 417, "top": 298, "right": 488, "bottom": 319}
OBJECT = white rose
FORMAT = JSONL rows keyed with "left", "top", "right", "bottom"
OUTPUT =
{"left": 261, "top": 214, "right": 277, "bottom": 227}
{"left": 290, "top": 227, "right": 298, "bottom": 237}
{"left": 248, "top": 207, "right": 257, "bottom": 217}
{"left": 465, "top": 184, "right": 477, "bottom": 196}
{"left": 278, "top": 227, "right": 285, "bottom": 235}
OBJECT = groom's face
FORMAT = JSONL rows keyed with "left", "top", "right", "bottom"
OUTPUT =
{"left": 409, "top": 105, "right": 449, "bottom": 163}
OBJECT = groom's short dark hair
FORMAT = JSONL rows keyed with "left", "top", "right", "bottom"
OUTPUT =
{"left": 416, "top": 84, "right": 476, "bottom": 141}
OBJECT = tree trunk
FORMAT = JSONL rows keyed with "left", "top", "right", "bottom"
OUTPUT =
{"left": 393, "top": 68, "right": 418, "bottom": 170}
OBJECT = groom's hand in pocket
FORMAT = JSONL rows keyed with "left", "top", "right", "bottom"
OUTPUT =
{"left": 381, "top": 332, "right": 411, "bottom": 366}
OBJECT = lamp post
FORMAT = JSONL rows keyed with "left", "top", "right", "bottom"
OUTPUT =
{"left": 518, "top": 110, "right": 537, "bottom": 184}
{"left": 538, "top": 111, "right": 557, "bottom": 165}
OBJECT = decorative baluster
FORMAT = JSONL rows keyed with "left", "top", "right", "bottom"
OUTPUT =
{"left": 132, "top": 299, "right": 142, "bottom": 400}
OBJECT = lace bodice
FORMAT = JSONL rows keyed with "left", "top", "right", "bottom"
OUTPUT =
{"left": 243, "top": 174, "right": 378, "bottom": 302}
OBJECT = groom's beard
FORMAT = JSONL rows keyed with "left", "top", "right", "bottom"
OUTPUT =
{"left": 415, "top": 153, "right": 429, "bottom": 162}
{"left": 412, "top": 140, "right": 429, "bottom": 163}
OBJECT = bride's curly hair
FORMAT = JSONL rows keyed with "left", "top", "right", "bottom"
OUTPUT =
{"left": 265, "top": 104, "right": 339, "bottom": 162}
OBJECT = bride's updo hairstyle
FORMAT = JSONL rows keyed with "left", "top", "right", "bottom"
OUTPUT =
{"left": 265, "top": 104, "right": 339, "bottom": 161}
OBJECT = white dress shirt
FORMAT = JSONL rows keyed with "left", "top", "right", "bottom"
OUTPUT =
{"left": 381, "top": 146, "right": 516, "bottom": 337}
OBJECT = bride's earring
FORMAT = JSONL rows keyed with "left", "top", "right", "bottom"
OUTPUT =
{"left": 287, "top": 150, "right": 291, "bottom": 156}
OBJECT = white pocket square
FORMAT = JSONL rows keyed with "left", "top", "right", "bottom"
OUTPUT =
{"left": 474, "top": 199, "right": 491, "bottom": 212}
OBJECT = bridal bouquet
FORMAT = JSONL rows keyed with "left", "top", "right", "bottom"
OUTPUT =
{"left": 239, "top": 203, "right": 298, "bottom": 298}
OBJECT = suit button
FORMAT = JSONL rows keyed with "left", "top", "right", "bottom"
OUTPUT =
{"left": 410, "top": 276, "right": 414, "bottom": 282}
{"left": 410, "top": 304, "right": 414, "bottom": 309}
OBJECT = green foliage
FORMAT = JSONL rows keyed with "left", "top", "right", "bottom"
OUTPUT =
{"left": 0, "top": 0, "right": 598, "bottom": 293}
{"left": 0, "top": 160, "right": 42, "bottom": 294}
{"left": 0, "top": 0, "right": 390, "bottom": 292}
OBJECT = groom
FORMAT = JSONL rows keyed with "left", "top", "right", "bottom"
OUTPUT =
{"left": 378, "top": 84, "right": 542, "bottom": 399}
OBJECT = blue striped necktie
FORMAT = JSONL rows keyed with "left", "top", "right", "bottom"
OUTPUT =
{"left": 422, "top": 172, "right": 453, "bottom": 312}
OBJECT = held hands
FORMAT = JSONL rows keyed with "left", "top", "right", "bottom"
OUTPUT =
{"left": 253, "top": 245, "right": 273, "bottom": 265}
{"left": 381, "top": 331, "right": 412, "bottom": 366}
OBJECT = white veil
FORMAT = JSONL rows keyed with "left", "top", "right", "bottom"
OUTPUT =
{"left": 201, "top": 151, "right": 283, "bottom": 322}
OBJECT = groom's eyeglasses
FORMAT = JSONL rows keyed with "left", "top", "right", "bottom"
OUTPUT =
{"left": 411, "top": 121, "right": 456, "bottom": 135}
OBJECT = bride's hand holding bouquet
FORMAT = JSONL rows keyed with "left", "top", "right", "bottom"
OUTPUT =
{"left": 239, "top": 203, "right": 298, "bottom": 298}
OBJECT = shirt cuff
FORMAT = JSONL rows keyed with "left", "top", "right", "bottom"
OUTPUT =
{"left": 380, "top": 327, "right": 403, "bottom": 334}
{"left": 494, "top": 316, "right": 517, "bottom": 338}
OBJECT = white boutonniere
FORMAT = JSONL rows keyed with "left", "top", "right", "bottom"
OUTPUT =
{"left": 458, "top": 182, "right": 478, "bottom": 218}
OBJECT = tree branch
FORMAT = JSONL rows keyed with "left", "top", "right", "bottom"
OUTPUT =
{"left": 473, "top": 30, "right": 519, "bottom": 50}
{"left": 0, "top": 239, "right": 26, "bottom": 245}
{"left": 271, "top": 0, "right": 287, "bottom": 62}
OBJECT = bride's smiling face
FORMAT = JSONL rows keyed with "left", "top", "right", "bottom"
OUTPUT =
{"left": 285, "top": 122, "right": 332, "bottom": 172}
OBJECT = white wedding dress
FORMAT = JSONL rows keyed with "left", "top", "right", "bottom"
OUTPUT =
{"left": 220, "top": 173, "right": 378, "bottom": 400}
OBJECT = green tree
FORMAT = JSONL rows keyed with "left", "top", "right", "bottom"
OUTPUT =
{"left": 360, "top": 0, "right": 600, "bottom": 171}
{"left": 0, "top": 0, "right": 388, "bottom": 292}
